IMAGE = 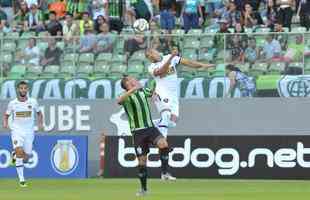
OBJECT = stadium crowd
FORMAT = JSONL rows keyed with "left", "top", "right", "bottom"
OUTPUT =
{"left": 0, "top": 0, "right": 309, "bottom": 78}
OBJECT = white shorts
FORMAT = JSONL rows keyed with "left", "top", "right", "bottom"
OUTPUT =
{"left": 11, "top": 132, "right": 34, "bottom": 155}
{"left": 154, "top": 93, "right": 179, "bottom": 117}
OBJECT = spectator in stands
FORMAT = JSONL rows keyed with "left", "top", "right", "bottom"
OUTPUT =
{"left": 299, "top": 0, "right": 310, "bottom": 31}
{"left": 94, "top": 15, "right": 106, "bottom": 33}
{"left": 79, "top": 25, "right": 97, "bottom": 53}
{"left": 230, "top": 37, "right": 244, "bottom": 63}
{"left": 246, "top": 0, "right": 264, "bottom": 11}
{"left": 276, "top": 0, "right": 295, "bottom": 30}
{"left": 24, "top": 4, "right": 45, "bottom": 32}
{"left": 183, "top": 0, "right": 203, "bottom": 33}
{"left": 214, "top": 20, "right": 230, "bottom": 48}
{"left": 88, "top": 0, "right": 109, "bottom": 21}
{"left": 261, "top": 34, "right": 282, "bottom": 61}
{"left": 46, "top": 11, "right": 63, "bottom": 36}
{"left": 282, "top": 34, "right": 304, "bottom": 62}
{"left": 16, "top": 38, "right": 40, "bottom": 66}
{"left": 242, "top": 3, "right": 263, "bottom": 28}
{"left": 213, "top": 0, "right": 230, "bottom": 23}
{"left": 206, "top": 0, "right": 223, "bottom": 17}
{"left": 66, "top": 0, "right": 89, "bottom": 18}
{"left": 79, "top": 12, "right": 94, "bottom": 35}
{"left": 63, "top": 13, "right": 79, "bottom": 44}
{"left": 159, "top": 0, "right": 176, "bottom": 33}
{"left": 266, "top": 0, "right": 277, "bottom": 29}
{"left": 124, "top": 34, "right": 147, "bottom": 61}
{"left": 48, "top": 0, "right": 67, "bottom": 19}
{"left": 25, "top": 0, "right": 38, "bottom": 9}
{"left": 0, "top": 0, "right": 13, "bottom": 23}
{"left": 95, "top": 23, "right": 114, "bottom": 53}
{"left": 41, "top": 38, "right": 62, "bottom": 67}
{"left": 234, "top": 22, "right": 244, "bottom": 33}
{"left": 0, "top": 5, "right": 8, "bottom": 32}
{"left": 274, "top": 22, "right": 285, "bottom": 32}
{"left": 13, "top": 1, "right": 29, "bottom": 32}
{"left": 244, "top": 37, "right": 258, "bottom": 66}
{"left": 228, "top": 1, "right": 242, "bottom": 27}
{"left": 126, "top": 0, "right": 152, "bottom": 26}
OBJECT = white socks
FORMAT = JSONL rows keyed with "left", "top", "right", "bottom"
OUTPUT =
{"left": 16, "top": 158, "right": 25, "bottom": 182}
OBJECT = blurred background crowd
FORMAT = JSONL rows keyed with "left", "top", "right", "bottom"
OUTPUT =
{"left": 0, "top": 0, "right": 309, "bottom": 80}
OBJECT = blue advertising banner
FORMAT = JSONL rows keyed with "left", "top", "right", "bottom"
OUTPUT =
{"left": 0, "top": 135, "right": 88, "bottom": 178}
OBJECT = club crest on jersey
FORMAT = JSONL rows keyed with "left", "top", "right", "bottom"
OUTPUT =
{"left": 28, "top": 105, "right": 32, "bottom": 109}
{"left": 13, "top": 140, "right": 18, "bottom": 145}
{"left": 163, "top": 98, "right": 169, "bottom": 103}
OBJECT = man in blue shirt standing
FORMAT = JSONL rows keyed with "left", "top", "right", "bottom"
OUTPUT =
{"left": 183, "top": 0, "right": 203, "bottom": 32}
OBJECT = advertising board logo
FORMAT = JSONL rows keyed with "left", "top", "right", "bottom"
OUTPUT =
{"left": 51, "top": 140, "right": 79, "bottom": 175}
{"left": 278, "top": 75, "right": 310, "bottom": 97}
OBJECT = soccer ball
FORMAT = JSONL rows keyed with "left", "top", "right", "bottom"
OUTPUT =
{"left": 133, "top": 18, "right": 149, "bottom": 33}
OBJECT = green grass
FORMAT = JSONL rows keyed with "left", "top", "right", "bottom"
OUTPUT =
{"left": 1, "top": 179, "right": 310, "bottom": 200}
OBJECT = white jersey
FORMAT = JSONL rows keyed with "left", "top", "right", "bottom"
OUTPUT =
{"left": 6, "top": 98, "right": 40, "bottom": 135}
{"left": 148, "top": 54, "right": 181, "bottom": 98}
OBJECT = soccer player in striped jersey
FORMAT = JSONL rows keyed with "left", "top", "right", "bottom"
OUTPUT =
{"left": 117, "top": 75, "right": 170, "bottom": 196}
{"left": 145, "top": 48, "right": 215, "bottom": 180}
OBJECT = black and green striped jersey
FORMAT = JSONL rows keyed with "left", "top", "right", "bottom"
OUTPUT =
{"left": 120, "top": 87, "right": 154, "bottom": 132}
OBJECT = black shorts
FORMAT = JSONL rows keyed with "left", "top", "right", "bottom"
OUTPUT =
{"left": 132, "top": 127, "right": 163, "bottom": 157}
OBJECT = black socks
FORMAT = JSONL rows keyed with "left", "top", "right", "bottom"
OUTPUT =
{"left": 138, "top": 165, "right": 147, "bottom": 191}
{"left": 160, "top": 147, "right": 169, "bottom": 174}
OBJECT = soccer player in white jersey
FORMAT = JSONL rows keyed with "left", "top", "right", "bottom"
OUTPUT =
{"left": 2, "top": 81, "right": 43, "bottom": 187}
{"left": 145, "top": 48, "right": 215, "bottom": 180}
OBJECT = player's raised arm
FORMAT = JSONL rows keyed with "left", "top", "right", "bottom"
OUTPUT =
{"left": 180, "top": 58, "right": 215, "bottom": 69}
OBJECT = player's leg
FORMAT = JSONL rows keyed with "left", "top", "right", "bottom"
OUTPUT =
{"left": 133, "top": 130, "right": 149, "bottom": 196}
{"left": 23, "top": 134, "right": 34, "bottom": 164}
{"left": 11, "top": 134, "right": 27, "bottom": 187}
{"left": 150, "top": 127, "right": 176, "bottom": 181}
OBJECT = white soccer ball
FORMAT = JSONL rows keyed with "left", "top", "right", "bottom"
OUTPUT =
{"left": 133, "top": 18, "right": 149, "bottom": 33}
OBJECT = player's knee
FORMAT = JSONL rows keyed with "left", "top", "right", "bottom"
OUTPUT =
{"left": 157, "top": 138, "right": 168, "bottom": 149}
{"left": 138, "top": 156, "right": 147, "bottom": 166}
{"left": 15, "top": 148, "right": 24, "bottom": 158}
{"left": 160, "top": 110, "right": 171, "bottom": 126}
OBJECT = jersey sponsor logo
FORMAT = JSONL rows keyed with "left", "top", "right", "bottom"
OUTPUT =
{"left": 15, "top": 111, "right": 32, "bottom": 118}
{"left": 163, "top": 98, "right": 169, "bottom": 103}
{"left": 50, "top": 140, "right": 79, "bottom": 175}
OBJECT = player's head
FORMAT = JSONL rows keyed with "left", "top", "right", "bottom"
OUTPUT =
{"left": 145, "top": 48, "right": 161, "bottom": 62}
{"left": 121, "top": 75, "right": 140, "bottom": 91}
{"left": 226, "top": 64, "right": 241, "bottom": 73}
{"left": 17, "top": 81, "right": 28, "bottom": 98}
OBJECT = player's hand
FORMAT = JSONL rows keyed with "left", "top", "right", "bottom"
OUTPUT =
{"left": 38, "top": 124, "right": 44, "bottom": 131}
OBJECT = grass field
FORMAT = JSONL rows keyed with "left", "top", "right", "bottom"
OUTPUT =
{"left": 1, "top": 179, "right": 310, "bottom": 200}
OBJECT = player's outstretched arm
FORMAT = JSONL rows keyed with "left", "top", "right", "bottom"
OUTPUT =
{"left": 180, "top": 58, "right": 215, "bottom": 69}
